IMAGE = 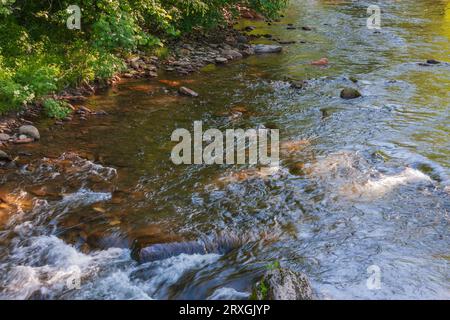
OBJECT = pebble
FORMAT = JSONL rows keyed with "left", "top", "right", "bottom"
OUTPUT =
{"left": 179, "top": 86, "right": 199, "bottom": 97}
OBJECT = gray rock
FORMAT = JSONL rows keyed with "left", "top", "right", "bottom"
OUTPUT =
{"left": 19, "top": 125, "right": 40, "bottom": 140}
{"left": 179, "top": 86, "right": 199, "bottom": 97}
{"left": 0, "top": 150, "right": 11, "bottom": 161}
{"left": 253, "top": 44, "right": 283, "bottom": 54}
{"left": 0, "top": 133, "right": 10, "bottom": 141}
{"left": 340, "top": 88, "right": 362, "bottom": 100}
{"left": 221, "top": 49, "right": 243, "bottom": 60}
{"left": 251, "top": 268, "right": 314, "bottom": 300}
{"left": 237, "top": 35, "right": 248, "bottom": 43}
{"left": 215, "top": 57, "right": 228, "bottom": 64}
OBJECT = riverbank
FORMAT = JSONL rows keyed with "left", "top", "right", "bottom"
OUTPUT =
{"left": 0, "top": 12, "right": 289, "bottom": 157}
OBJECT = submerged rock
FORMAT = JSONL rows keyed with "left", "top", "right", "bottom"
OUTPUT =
{"left": 253, "top": 44, "right": 283, "bottom": 54}
{"left": 311, "top": 58, "right": 329, "bottom": 66}
{"left": 340, "top": 88, "right": 362, "bottom": 99}
{"left": 179, "top": 86, "right": 199, "bottom": 97}
{"left": 19, "top": 125, "right": 40, "bottom": 140}
{"left": 251, "top": 268, "right": 314, "bottom": 300}
{"left": 137, "top": 235, "right": 245, "bottom": 263}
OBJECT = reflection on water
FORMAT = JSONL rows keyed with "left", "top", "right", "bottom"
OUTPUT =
{"left": 0, "top": 0, "right": 449, "bottom": 299}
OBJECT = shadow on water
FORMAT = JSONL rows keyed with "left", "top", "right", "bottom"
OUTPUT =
{"left": 0, "top": 0, "right": 449, "bottom": 299}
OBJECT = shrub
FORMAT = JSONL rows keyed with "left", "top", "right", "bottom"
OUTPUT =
{"left": 42, "top": 98, "right": 72, "bottom": 119}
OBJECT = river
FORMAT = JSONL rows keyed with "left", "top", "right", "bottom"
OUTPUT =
{"left": 0, "top": 0, "right": 449, "bottom": 299}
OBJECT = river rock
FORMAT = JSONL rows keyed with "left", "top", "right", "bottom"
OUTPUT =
{"left": 138, "top": 235, "right": 244, "bottom": 263}
{"left": 179, "top": 86, "right": 199, "bottom": 97}
{"left": 221, "top": 49, "right": 243, "bottom": 60}
{"left": 215, "top": 57, "right": 228, "bottom": 64}
{"left": 253, "top": 44, "right": 283, "bottom": 54}
{"left": 311, "top": 58, "right": 329, "bottom": 66}
{"left": 340, "top": 88, "right": 362, "bottom": 99}
{"left": 237, "top": 35, "right": 248, "bottom": 43}
{"left": 18, "top": 125, "right": 40, "bottom": 140}
{"left": 0, "top": 133, "right": 10, "bottom": 141}
{"left": 251, "top": 268, "right": 314, "bottom": 300}
{"left": 426, "top": 59, "right": 440, "bottom": 64}
{"left": 0, "top": 150, "right": 11, "bottom": 161}
{"left": 290, "top": 80, "right": 305, "bottom": 89}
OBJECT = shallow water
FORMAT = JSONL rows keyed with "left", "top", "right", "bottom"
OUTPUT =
{"left": 0, "top": 0, "right": 449, "bottom": 299}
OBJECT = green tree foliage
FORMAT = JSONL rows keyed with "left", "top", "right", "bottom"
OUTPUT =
{"left": 0, "top": 0, "right": 287, "bottom": 114}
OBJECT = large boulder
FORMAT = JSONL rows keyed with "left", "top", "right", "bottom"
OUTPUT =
{"left": 19, "top": 125, "right": 40, "bottom": 140}
{"left": 251, "top": 268, "right": 314, "bottom": 300}
{"left": 253, "top": 44, "right": 283, "bottom": 54}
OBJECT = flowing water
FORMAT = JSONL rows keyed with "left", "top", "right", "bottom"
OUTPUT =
{"left": 1, "top": 0, "right": 449, "bottom": 299}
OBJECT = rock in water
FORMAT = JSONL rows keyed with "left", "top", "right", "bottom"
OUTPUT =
{"left": 340, "top": 88, "right": 362, "bottom": 99}
{"left": 0, "top": 150, "right": 11, "bottom": 161}
{"left": 18, "top": 125, "right": 40, "bottom": 140}
{"left": 426, "top": 59, "right": 440, "bottom": 64}
{"left": 179, "top": 86, "right": 199, "bottom": 97}
{"left": 253, "top": 44, "right": 283, "bottom": 54}
{"left": 251, "top": 268, "right": 314, "bottom": 300}
{"left": 137, "top": 235, "right": 245, "bottom": 263}
{"left": 290, "top": 80, "right": 305, "bottom": 89}
{"left": 311, "top": 58, "right": 329, "bottom": 66}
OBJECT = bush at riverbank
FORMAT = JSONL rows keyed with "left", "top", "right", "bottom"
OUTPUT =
{"left": 0, "top": 0, "right": 287, "bottom": 115}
